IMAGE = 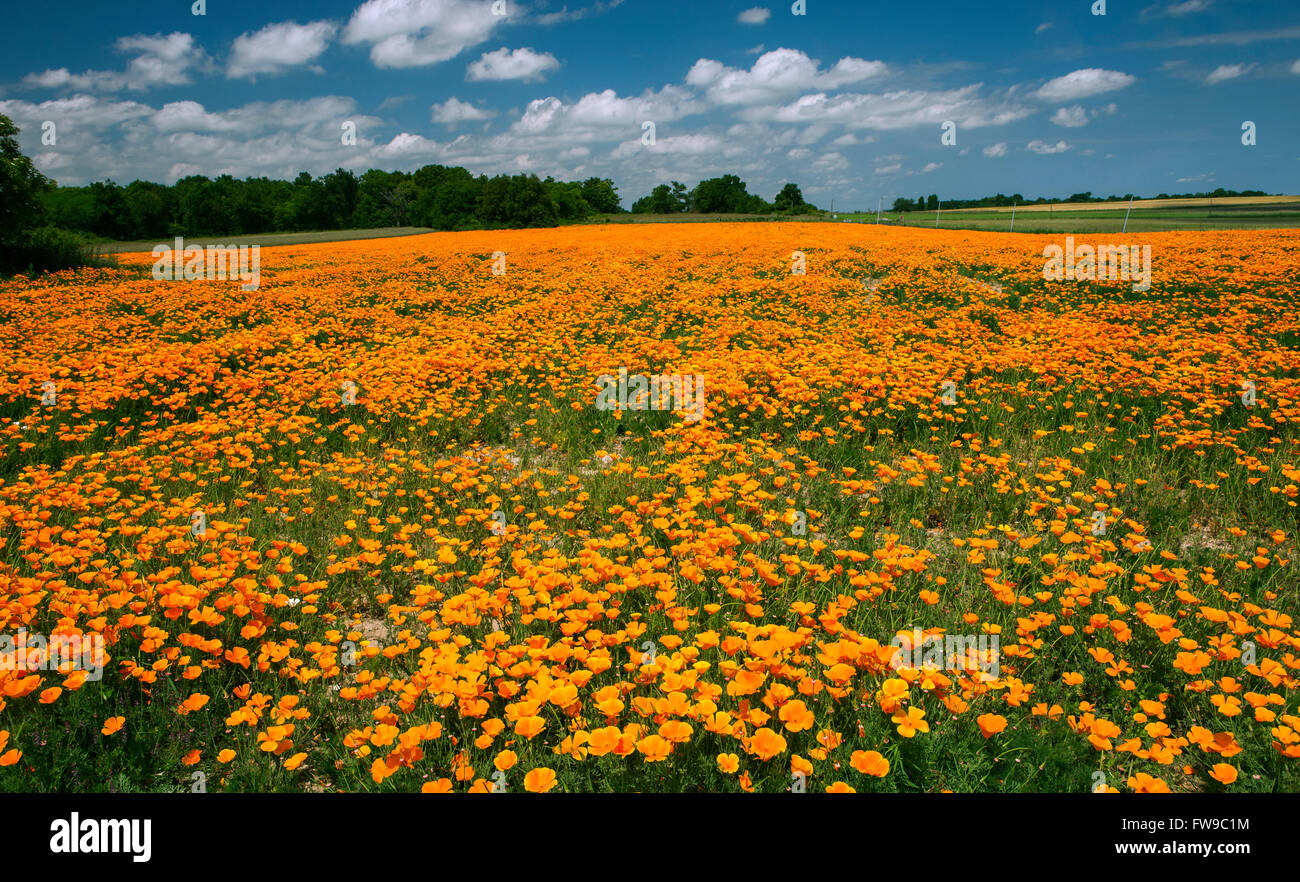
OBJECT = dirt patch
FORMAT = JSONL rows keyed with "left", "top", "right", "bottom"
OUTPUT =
{"left": 959, "top": 274, "right": 1004, "bottom": 294}
{"left": 1177, "top": 522, "right": 1233, "bottom": 554}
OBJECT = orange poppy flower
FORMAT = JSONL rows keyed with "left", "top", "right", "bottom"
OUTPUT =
{"left": 524, "top": 767, "right": 558, "bottom": 793}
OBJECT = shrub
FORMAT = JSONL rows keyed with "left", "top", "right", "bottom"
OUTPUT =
{"left": 0, "top": 225, "right": 112, "bottom": 276}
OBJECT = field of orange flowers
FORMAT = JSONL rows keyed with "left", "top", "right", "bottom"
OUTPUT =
{"left": 1, "top": 222, "right": 1298, "bottom": 793}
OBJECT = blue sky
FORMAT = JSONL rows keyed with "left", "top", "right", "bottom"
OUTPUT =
{"left": 2, "top": 0, "right": 1298, "bottom": 209}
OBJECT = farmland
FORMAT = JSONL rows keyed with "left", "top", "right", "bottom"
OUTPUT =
{"left": 1, "top": 223, "right": 1298, "bottom": 793}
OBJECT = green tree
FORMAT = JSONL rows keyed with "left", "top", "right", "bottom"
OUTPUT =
{"left": 0, "top": 114, "right": 52, "bottom": 242}
{"left": 692, "top": 174, "right": 767, "bottom": 213}
{"left": 580, "top": 177, "right": 621, "bottom": 213}
{"left": 773, "top": 182, "right": 806, "bottom": 212}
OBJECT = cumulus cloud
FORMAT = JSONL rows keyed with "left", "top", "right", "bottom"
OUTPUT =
{"left": 813, "top": 152, "right": 849, "bottom": 172}
{"left": 1050, "top": 105, "right": 1089, "bottom": 127}
{"left": 686, "top": 48, "right": 887, "bottom": 106}
{"left": 341, "top": 0, "right": 503, "bottom": 68}
{"left": 761, "top": 84, "right": 1033, "bottom": 130}
{"left": 466, "top": 47, "right": 560, "bottom": 81}
{"left": 22, "top": 33, "right": 210, "bottom": 92}
{"left": 1027, "top": 139, "right": 1070, "bottom": 154}
{"left": 983, "top": 142, "right": 1008, "bottom": 157}
{"left": 374, "top": 132, "right": 442, "bottom": 158}
{"left": 611, "top": 132, "right": 726, "bottom": 158}
{"left": 738, "top": 7, "right": 771, "bottom": 24}
{"left": 512, "top": 86, "right": 702, "bottom": 143}
{"left": 431, "top": 96, "right": 496, "bottom": 124}
{"left": 1292, "top": 59, "right": 1300, "bottom": 74}
{"left": 0, "top": 94, "right": 154, "bottom": 131}
{"left": 1205, "top": 63, "right": 1252, "bottom": 84}
{"left": 1034, "top": 68, "right": 1135, "bottom": 101}
{"left": 1, "top": 93, "right": 382, "bottom": 184}
{"left": 228, "top": 21, "right": 337, "bottom": 78}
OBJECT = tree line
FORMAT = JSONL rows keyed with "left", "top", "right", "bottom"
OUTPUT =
{"left": 631, "top": 176, "right": 814, "bottom": 215}
{"left": 39, "top": 166, "right": 622, "bottom": 240}
{"left": 891, "top": 188, "right": 1273, "bottom": 212}
{"left": 39, "top": 168, "right": 816, "bottom": 242}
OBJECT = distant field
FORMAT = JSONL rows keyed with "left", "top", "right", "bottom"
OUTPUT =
{"left": 98, "top": 226, "right": 437, "bottom": 255}
{"left": 602, "top": 195, "right": 1300, "bottom": 233}
{"left": 949, "top": 194, "right": 1300, "bottom": 212}
{"left": 93, "top": 195, "right": 1300, "bottom": 253}
{"left": 833, "top": 204, "right": 1300, "bottom": 233}
{"left": 583, "top": 213, "right": 798, "bottom": 224}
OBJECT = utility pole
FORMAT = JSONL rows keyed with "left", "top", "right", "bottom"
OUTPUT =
{"left": 935, "top": 200, "right": 941, "bottom": 228}
{"left": 1122, "top": 195, "right": 1133, "bottom": 233}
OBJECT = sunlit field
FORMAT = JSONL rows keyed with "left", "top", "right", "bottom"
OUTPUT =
{"left": 1, "top": 222, "right": 1298, "bottom": 794}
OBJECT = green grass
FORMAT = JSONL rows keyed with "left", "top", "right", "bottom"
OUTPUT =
{"left": 97, "top": 227, "right": 439, "bottom": 254}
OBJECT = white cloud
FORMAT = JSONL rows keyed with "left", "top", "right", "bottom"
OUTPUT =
{"left": 1035, "top": 22, "right": 1053, "bottom": 34}
{"left": 511, "top": 86, "right": 702, "bottom": 143}
{"left": 830, "top": 132, "right": 877, "bottom": 146}
{"left": 1050, "top": 105, "right": 1089, "bottom": 127}
{"left": 983, "top": 142, "right": 1008, "bottom": 157}
{"left": 1027, "top": 139, "right": 1070, "bottom": 154}
{"left": 152, "top": 100, "right": 244, "bottom": 132}
{"left": 0, "top": 94, "right": 154, "bottom": 131}
{"left": 1125, "top": 26, "right": 1300, "bottom": 49}
{"left": 374, "top": 132, "right": 442, "bottom": 158}
{"left": 22, "top": 33, "right": 210, "bottom": 92}
{"left": 1142, "top": 0, "right": 1212, "bottom": 17}
{"left": 738, "top": 7, "right": 771, "bottom": 24}
{"left": 341, "top": 0, "right": 503, "bottom": 68}
{"left": 1, "top": 93, "right": 382, "bottom": 185}
{"left": 1292, "top": 59, "right": 1300, "bottom": 74}
{"left": 531, "top": 0, "right": 624, "bottom": 25}
{"left": 763, "top": 84, "right": 1033, "bottom": 130}
{"left": 612, "top": 132, "right": 726, "bottom": 158}
{"left": 920, "top": 161, "right": 942, "bottom": 173}
{"left": 1034, "top": 68, "right": 1136, "bottom": 101}
{"left": 873, "top": 162, "right": 901, "bottom": 176}
{"left": 1205, "top": 63, "right": 1252, "bottom": 84}
{"left": 813, "top": 152, "right": 849, "bottom": 173}
{"left": 686, "top": 48, "right": 887, "bottom": 106}
{"left": 466, "top": 47, "right": 560, "bottom": 81}
{"left": 228, "top": 21, "right": 337, "bottom": 78}
{"left": 431, "top": 97, "right": 496, "bottom": 124}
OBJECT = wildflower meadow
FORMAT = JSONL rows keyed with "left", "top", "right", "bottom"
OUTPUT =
{"left": 2, "top": 222, "right": 1296, "bottom": 795}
